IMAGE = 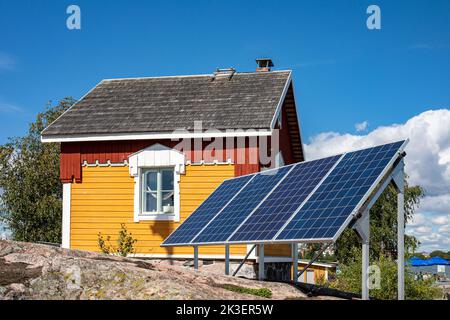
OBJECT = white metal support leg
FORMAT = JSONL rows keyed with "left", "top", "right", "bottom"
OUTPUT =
{"left": 225, "top": 244, "right": 230, "bottom": 275}
{"left": 354, "top": 210, "right": 370, "bottom": 300}
{"left": 259, "top": 244, "right": 265, "bottom": 280}
{"left": 392, "top": 162, "right": 405, "bottom": 300}
{"left": 292, "top": 243, "right": 298, "bottom": 282}
{"left": 362, "top": 240, "right": 370, "bottom": 300}
{"left": 397, "top": 191, "right": 405, "bottom": 300}
{"left": 193, "top": 246, "right": 199, "bottom": 270}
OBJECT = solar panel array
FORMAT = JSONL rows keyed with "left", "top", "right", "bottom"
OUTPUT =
{"left": 162, "top": 140, "right": 406, "bottom": 247}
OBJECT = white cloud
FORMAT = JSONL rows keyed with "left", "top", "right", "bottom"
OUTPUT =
{"left": 305, "top": 109, "right": 450, "bottom": 194}
{"left": 0, "top": 52, "right": 15, "bottom": 71}
{"left": 305, "top": 109, "right": 450, "bottom": 252}
{"left": 431, "top": 215, "right": 449, "bottom": 225}
{"left": 419, "top": 194, "right": 450, "bottom": 214}
{"left": 409, "top": 213, "right": 426, "bottom": 226}
{"left": 355, "top": 121, "right": 369, "bottom": 132}
{"left": 0, "top": 103, "right": 23, "bottom": 114}
{"left": 415, "top": 226, "right": 432, "bottom": 234}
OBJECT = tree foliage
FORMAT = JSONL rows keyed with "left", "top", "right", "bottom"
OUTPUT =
{"left": 429, "top": 250, "right": 450, "bottom": 260}
{"left": 0, "top": 98, "right": 74, "bottom": 243}
{"left": 329, "top": 247, "right": 444, "bottom": 300}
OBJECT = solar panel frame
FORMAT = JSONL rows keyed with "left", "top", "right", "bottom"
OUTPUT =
{"left": 274, "top": 140, "right": 408, "bottom": 244}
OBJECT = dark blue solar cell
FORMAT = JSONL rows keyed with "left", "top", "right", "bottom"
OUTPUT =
{"left": 229, "top": 155, "right": 341, "bottom": 242}
{"left": 276, "top": 141, "right": 405, "bottom": 241}
{"left": 192, "top": 166, "right": 292, "bottom": 244}
{"left": 162, "top": 174, "right": 253, "bottom": 245}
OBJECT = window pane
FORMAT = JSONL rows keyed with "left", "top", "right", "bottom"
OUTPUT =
{"left": 162, "top": 170, "right": 174, "bottom": 191}
{"left": 145, "top": 171, "right": 157, "bottom": 191}
{"left": 145, "top": 192, "right": 157, "bottom": 212}
{"left": 161, "top": 191, "right": 174, "bottom": 213}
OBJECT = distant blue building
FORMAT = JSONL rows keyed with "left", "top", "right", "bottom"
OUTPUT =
{"left": 408, "top": 256, "right": 450, "bottom": 278}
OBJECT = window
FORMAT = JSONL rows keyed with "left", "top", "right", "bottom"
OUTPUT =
{"left": 129, "top": 144, "right": 184, "bottom": 222}
{"left": 141, "top": 168, "right": 174, "bottom": 215}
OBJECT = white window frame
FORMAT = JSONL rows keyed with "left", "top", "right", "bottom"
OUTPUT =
{"left": 140, "top": 167, "right": 175, "bottom": 216}
{"left": 129, "top": 144, "right": 185, "bottom": 222}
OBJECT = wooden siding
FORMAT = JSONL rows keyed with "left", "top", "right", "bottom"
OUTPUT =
{"left": 264, "top": 244, "right": 291, "bottom": 257}
{"left": 70, "top": 164, "right": 292, "bottom": 258}
{"left": 297, "top": 262, "right": 333, "bottom": 284}
{"left": 70, "top": 164, "right": 250, "bottom": 257}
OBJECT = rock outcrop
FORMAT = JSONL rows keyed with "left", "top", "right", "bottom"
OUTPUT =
{"left": 0, "top": 240, "right": 316, "bottom": 300}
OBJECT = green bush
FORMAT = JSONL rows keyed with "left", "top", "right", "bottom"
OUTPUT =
{"left": 98, "top": 224, "right": 137, "bottom": 257}
{"left": 328, "top": 248, "right": 443, "bottom": 300}
{"left": 220, "top": 284, "right": 272, "bottom": 298}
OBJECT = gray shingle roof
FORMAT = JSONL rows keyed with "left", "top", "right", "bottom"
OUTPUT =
{"left": 41, "top": 71, "right": 291, "bottom": 137}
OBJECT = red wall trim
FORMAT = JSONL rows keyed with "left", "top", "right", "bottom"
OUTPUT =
{"left": 60, "top": 143, "right": 81, "bottom": 183}
{"left": 60, "top": 138, "right": 265, "bottom": 182}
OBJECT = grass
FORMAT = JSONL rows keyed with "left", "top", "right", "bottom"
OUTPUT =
{"left": 220, "top": 284, "right": 272, "bottom": 298}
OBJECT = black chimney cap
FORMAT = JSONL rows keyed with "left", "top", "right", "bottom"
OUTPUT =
{"left": 256, "top": 58, "right": 274, "bottom": 68}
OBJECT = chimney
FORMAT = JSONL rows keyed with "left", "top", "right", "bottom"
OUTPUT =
{"left": 256, "top": 58, "right": 274, "bottom": 72}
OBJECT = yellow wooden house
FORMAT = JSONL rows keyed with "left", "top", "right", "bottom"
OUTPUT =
{"left": 41, "top": 60, "right": 305, "bottom": 279}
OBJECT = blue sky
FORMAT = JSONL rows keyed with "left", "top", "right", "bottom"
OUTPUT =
{"left": 0, "top": 1, "right": 449, "bottom": 251}
{"left": 0, "top": 0, "right": 449, "bottom": 142}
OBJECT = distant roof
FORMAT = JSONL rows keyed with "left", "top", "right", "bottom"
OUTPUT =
{"left": 409, "top": 256, "right": 450, "bottom": 266}
{"left": 42, "top": 70, "right": 292, "bottom": 139}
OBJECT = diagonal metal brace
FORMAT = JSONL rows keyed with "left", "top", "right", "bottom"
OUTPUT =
{"left": 353, "top": 209, "right": 370, "bottom": 244}
{"left": 298, "top": 243, "right": 332, "bottom": 278}
{"left": 232, "top": 244, "right": 257, "bottom": 277}
{"left": 391, "top": 160, "right": 405, "bottom": 193}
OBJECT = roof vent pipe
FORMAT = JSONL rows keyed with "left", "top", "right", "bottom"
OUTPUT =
{"left": 212, "top": 68, "right": 236, "bottom": 81}
{"left": 256, "top": 58, "right": 274, "bottom": 72}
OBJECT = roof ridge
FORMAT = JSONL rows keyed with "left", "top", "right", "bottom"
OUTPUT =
{"left": 101, "top": 70, "right": 292, "bottom": 82}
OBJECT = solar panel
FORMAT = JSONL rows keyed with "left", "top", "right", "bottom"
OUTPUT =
{"left": 162, "top": 174, "right": 253, "bottom": 245}
{"left": 228, "top": 155, "right": 341, "bottom": 243}
{"left": 162, "top": 140, "right": 406, "bottom": 247}
{"left": 276, "top": 141, "right": 405, "bottom": 242}
{"left": 191, "top": 165, "right": 292, "bottom": 244}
